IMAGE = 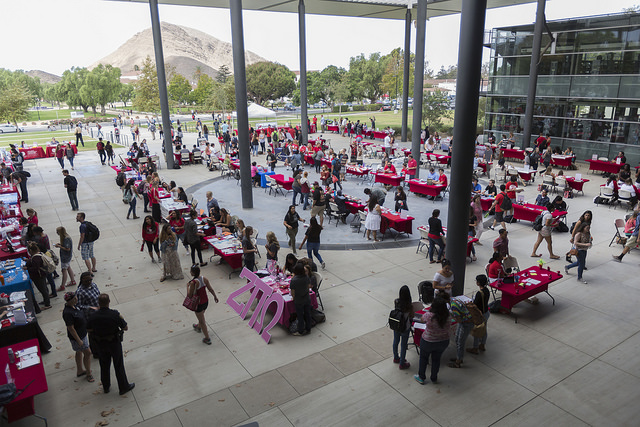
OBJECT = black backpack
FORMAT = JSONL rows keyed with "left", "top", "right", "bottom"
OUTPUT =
{"left": 84, "top": 221, "right": 100, "bottom": 242}
{"left": 532, "top": 214, "right": 543, "bottom": 231}
{"left": 389, "top": 309, "right": 409, "bottom": 332}
{"left": 500, "top": 193, "right": 513, "bottom": 211}
{"left": 116, "top": 172, "right": 125, "bottom": 187}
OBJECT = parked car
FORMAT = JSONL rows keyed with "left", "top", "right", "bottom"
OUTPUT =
{"left": 381, "top": 102, "right": 392, "bottom": 111}
{"left": 0, "top": 124, "right": 23, "bottom": 133}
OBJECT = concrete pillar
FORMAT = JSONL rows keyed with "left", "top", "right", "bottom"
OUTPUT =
{"left": 410, "top": 0, "right": 427, "bottom": 179}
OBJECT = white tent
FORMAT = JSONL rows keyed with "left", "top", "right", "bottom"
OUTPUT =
{"left": 231, "top": 103, "right": 276, "bottom": 118}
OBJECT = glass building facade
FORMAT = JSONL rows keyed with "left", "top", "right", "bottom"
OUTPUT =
{"left": 485, "top": 12, "right": 640, "bottom": 164}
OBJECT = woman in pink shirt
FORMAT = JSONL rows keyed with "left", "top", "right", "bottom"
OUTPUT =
{"left": 414, "top": 296, "right": 451, "bottom": 385}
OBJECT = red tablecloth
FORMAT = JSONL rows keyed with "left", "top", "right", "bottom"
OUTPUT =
{"left": 272, "top": 174, "right": 294, "bottom": 191}
{"left": 426, "top": 154, "right": 451, "bottom": 166}
{"left": 346, "top": 166, "right": 371, "bottom": 177}
{"left": 516, "top": 169, "right": 536, "bottom": 182}
{"left": 478, "top": 161, "right": 492, "bottom": 173}
{"left": 380, "top": 211, "right": 414, "bottom": 235}
{"left": 45, "top": 144, "right": 77, "bottom": 158}
{"left": 551, "top": 155, "right": 574, "bottom": 168}
{"left": 18, "top": 147, "right": 46, "bottom": 160}
{"left": 327, "top": 125, "right": 339, "bottom": 133}
{"left": 585, "top": 159, "right": 622, "bottom": 174}
{"left": 512, "top": 203, "right": 567, "bottom": 223}
{"left": 481, "top": 197, "right": 495, "bottom": 211}
{"left": 304, "top": 154, "right": 315, "bottom": 166}
{"left": 259, "top": 275, "right": 318, "bottom": 328}
{"left": 489, "top": 266, "right": 561, "bottom": 311}
{"left": 374, "top": 173, "right": 403, "bottom": 186}
{"left": 111, "top": 165, "right": 132, "bottom": 173}
{"left": 0, "top": 238, "right": 27, "bottom": 261}
{"left": 205, "top": 236, "right": 243, "bottom": 271}
{"left": 0, "top": 339, "right": 48, "bottom": 423}
{"left": 407, "top": 179, "right": 446, "bottom": 197}
{"left": 565, "top": 177, "right": 589, "bottom": 192}
{"left": 500, "top": 148, "right": 526, "bottom": 160}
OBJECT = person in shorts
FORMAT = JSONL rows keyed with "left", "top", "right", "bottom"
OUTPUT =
{"left": 489, "top": 185, "right": 508, "bottom": 231}
{"left": 63, "top": 292, "right": 94, "bottom": 383}
{"left": 77, "top": 212, "right": 97, "bottom": 272}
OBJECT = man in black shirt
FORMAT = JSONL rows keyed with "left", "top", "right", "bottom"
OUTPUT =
{"left": 266, "top": 149, "right": 277, "bottom": 172}
{"left": 63, "top": 169, "right": 79, "bottom": 211}
{"left": 283, "top": 204, "right": 305, "bottom": 254}
{"left": 310, "top": 182, "right": 325, "bottom": 227}
{"left": 87, "top": 294, "right": 134, "bottom": 395}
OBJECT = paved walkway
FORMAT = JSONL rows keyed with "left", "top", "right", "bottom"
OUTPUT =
{"left": 9, "top": 128, "right": 640, "bottom": 427}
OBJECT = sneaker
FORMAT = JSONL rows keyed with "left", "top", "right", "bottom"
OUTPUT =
{"left": 321, "top": 262, "right": 326, "bottom": 270}
{"left": 583, "top": 267, "right": 588, "bottom": 271}
{"left": 489, "top": 226, "right": 495, "bottom": 231}
{"left": 479, "top": 344, "right": 486, "bottom": 352}
{"left": 157, "top": 257, "right": 162, "bottom": 263}
{"left": 202, "top": 338, "right": 212, "bottom": 345}
{"left": 612, "top": 255, "right": 622, "bottom": 262}
{"left": 578, "top": 278, "right": 587, "bottom": 284}
{"left": 564, "top": 266, "right": 569, "bottom": 274}
{"left": 292, "top": 332, "right": 303, "bottom": 336}
{"left": 192, "top": 323, "right": 201, "bottom": 333}
{"left": 200, "top": 262, "right": 208, "bottom": 267}
{"left": 393, "top": 357, "right": 400, "bottom": 364}
{"left": 466, "top": 347, "right": 479, "bottom": 355}
{"left": 151, "top": 259, "right": 156, "bottom": 263}
{"left": 399, "top": 362, "right": 411, "bottom": 370}
{"left": 414, "top": 375, "right": 425, "bottom": 385}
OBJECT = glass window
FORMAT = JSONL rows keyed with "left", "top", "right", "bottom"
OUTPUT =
{"left": 570, "top": 76, "right": 621, "bottom": 98}
{"left": 575, "top": 29, "right": 624, "bottom": 53}
{"left": 620, "top": 76, "right": 640, "bottom": 99}
{"left": 625, "top": 27, "right": 640, "bottom": 49}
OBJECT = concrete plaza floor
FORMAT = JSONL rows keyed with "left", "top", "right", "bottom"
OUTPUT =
{"left": 10, "top": 127, "right": 640, "bottom": 427}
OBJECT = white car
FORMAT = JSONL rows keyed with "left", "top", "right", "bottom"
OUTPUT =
{"left": 0, "top": 124, "right": 23, "bottom": 133}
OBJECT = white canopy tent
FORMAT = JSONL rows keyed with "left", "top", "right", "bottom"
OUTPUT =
{"left": 232, "top": 103, "right": 278, "bottom": 128}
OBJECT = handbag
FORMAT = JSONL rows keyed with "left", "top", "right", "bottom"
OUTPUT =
{"left": 569, "top": 246, "right": 578, "bottom": 256}
{"left": 471, "top": 322, "right": 487, "bottom": 338}
{"left": 182, "top": 281, "right": 200, "bottom": 311}
{"left": 470, "top": 290, "right": 487, "bottom": 338}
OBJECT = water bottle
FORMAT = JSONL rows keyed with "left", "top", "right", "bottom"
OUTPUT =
{"left": 7, "top": 348, "right": 14, "bottom": 364}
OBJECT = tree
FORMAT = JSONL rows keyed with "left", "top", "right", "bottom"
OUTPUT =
{"left": 216, "top": 65, "right": 231, "bottom": 84}
{"left": 0, "top": 80, "right": 31, "bottom": 126}
{"left": 436, "top": 65, "right": 458, "bottom": 79}
{"left": 191, "top": 73, "right": 215, "bottom": 105}
{"left": 206, "top": 80, "right": 235, "bottom": 113}
{"left": 58, "top": 67, "right": 91, "bottom": 112}
{"left": 133, "top": 56, "right": 160, "bottom": 113}
{"left": 347, "top": 53, "right": 386, "bottom": 103}
{"left": 81, "top": 64, "right": 122, "bottom": 115}
{"left": 305, "top": 65, "right": 348, "bottom": 107}
{"left": 477, "top": 96, "right": 487, "bottom": 131}
{"left": 623, "top": 5, "right": 640, "bottom": 12}
{"left": 167, "top": 73, "right": 192, "bottom": 105}
{"left": 422, "top": 90, "right": 451, "bottom": 129}
{"left": 381, "top": 48, "right": 414, "bottom": 102}
{"left": 120, "top": 84, "right": 134, "bottom": 107}
{"left": 245, "top": 62, "right": 296, "bottom": 105}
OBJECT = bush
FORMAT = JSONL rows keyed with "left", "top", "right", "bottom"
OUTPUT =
{"left": 332, "top": 104, "right": 380, "bottom": 113}
{"left": 390, "top": 126, "right": 411, "bottom": 140}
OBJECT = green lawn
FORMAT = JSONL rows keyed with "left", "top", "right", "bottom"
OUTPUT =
{"left": 0, "top": 130, "right": 109, "bottom": 151}
{"left": 26, "top": 109, "right": 117, "bottom": 122}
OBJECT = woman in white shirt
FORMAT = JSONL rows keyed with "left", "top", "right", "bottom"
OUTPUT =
{"left": 433, "top": 259, "right": 454, "bottom": 296}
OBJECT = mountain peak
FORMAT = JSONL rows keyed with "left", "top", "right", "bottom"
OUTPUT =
{"left": 91, "top": 22, "right": 267, "bottom": 80}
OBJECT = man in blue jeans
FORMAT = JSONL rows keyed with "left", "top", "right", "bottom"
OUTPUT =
{"left": 63, "top": 169, "right": 79, "bottom": 211}
{"left": 449, "top": 297, "right": 474, "bottom": 368}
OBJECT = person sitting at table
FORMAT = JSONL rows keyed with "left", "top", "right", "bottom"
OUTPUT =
{"left": 223, "top": 154, "right": 231, "bottom": 167}
{"left": 620, "top": 178, "right": 638, "bottom": 204}
{"left": 250, "top": 162, "right": 260, "bottom": 187}
{"left": 436, "top": 168, "right": 448, "bottom": 187}
{"left": 552, "top": 195, "right": 567, "bottom": 212}
{"left": 471, "top": 178, "right": 482, "bottom": 194}
{"left": 214, "top": 208, "right": 234, "bottom": 234}
{"left": 433, "top": 259, "right": 454, "bottom": 296}
{"left": 535, "top": 188, "right": 550, "bottom": 207}
{"left": 394, "top": 187, "right": 408, "bottom": 212}
{"left": 364, "top": 187, "right": 387, "bottom": 207}
{"left": 487, "top": 252, "right": 507, "bottom": 283}
{"left": 383, "top": 160, "right": 396, "bottom": 174}
{"left": 426, "top": 167, "right": 439, "bottom": 181}
{"left": 484, "top": 179, "right": 497, "bottom": 197}
{"left": 427, "top": 209, "right": 446, "bottom": 264}
{"left": 26, "top": 207, "right": 39, "bottom": 226}
{"left": 625, "top": 211, "right": 638, "bottom": 238}
{"left": 425, "top": 136, "right": 435, "bottom": 153}
{"left": 320, "top": 165, "right": 330, "bottom": 188}
{"left": 208, "top": 206, "right": 222, "bottom": 225}
{"left": 192, "top": 144, "right": 201, "bottom": 156}
{"left": 619, "top": 164, "right": 632, "bottom": 181}
{"left": 174, "top": 187, "right": 189, "bottom": 204}
{"left": 235, "top": 218, "right": 246, "bottom": 240}
{"left": 333, "top": 190, "right": 350, "bottom": 221}
{"left": 614, "top": 151, "right": 626, "bottom": 165}
{"left": 506, "top": 175, "right": 521, "bottom": 203}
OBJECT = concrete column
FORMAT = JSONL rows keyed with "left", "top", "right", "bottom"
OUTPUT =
{"left": 521, "top": 0, "right": 547, "bottom": 148}
{"left": 410, "top": 0, "right": 427, "bottom": 179}
{"left": 401, "top": 5, "right": 412, "bottom": 142}
{"left": 230, "top": 0, "right": 253, "bottom": 208}
{"left": 446, "top": 0, "right": 487, "bottom": 296}
{"left": 298, "top": 0, "right": 308, "bottom": 145}
{"left": 149, "top": 0, "right": 174, "bottom": 169}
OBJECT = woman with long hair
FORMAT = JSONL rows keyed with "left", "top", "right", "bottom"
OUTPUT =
{"left": 187, "top": 265, "right": 219, "bottom": 345}
{"left": 415, "top": 296, "right": 451, "bottom": 385}
{"left": 471, "top": 194, "right": 484, "bottom": 243}
{"left": 123, "top": 178, "right": 140, "bottom": 220}
{"left": 55, "top": 226, "right": 76, "bottom": 291}
{"left": 365, "top": 196, "right": 382, "bottom": 242}
{"left": 565, "top": 222, "right": 592, "bottom": 284}
{"left": 467, "top": 275, "right": 490, "bottom": 354}
{"left": 392, "top": 285, "right": 413, "bottom": 370}
{"left": 168, "top": 210, "right": 188, "bottom": 253}
{"left": 265, "top": 231, "right": 280, "bottom": 269}
{"left": 242, "top": 226, "right": 257, "bottom": 271}
{"left": 159, "top": 224, "right": 184, "bottom": 282}
{"left": 142, "top": 215, "right": 161, "bottom": 263}
{"left": 299, "top": 217, "right": 325, "bottom": 269}
{"left": 567, "top": 211, "right": 592, "bottom": 262}
{"left": 25, "top": 242, "right": 51, "bottom": 309}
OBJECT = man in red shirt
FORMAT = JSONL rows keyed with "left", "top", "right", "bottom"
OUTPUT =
{"left": 535, "top": 132, "right": 547, "bottom": 150}
{"left": 505, "top": 175, "right": 519, "bottom": 201}
{"left": 437, "top": 168, "right": 447, "bottom": 187}
{"left": 404, "top": 154, "right": 417, "bottom": 179}
{"left": 489, "top": 184, "right": 508, "bottom": 231}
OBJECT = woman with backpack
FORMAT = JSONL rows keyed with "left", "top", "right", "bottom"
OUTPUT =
{"left": 392, "top": 285, "right": 413, "bottom": 370}
{"left": 123, "top": 179, "right": 141, "bottom": 220}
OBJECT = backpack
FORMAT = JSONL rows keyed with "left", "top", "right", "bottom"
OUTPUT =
{"left": 532, "top": 214, "right": 543, "bottom": 231}
{"left": 388, "top": 308, "right": 407, "bottom": 332}
{"left": 45, "top": 249, "right": 59, "bottom": 266}
{"left": 83, "top": 221, "right": 100, "bottom": 243}
{"left": 137, "top": 181, "right": 146, "bottom": 194}
{"left": 116, "top": 172, "right": 125, "bottom": 187}
{"left": 123, "top": 188, "right": 133, "bottom": 204}
{"left": 36, "top": 253, "right": 57, "bottom": 274}
{"left": 500, "top": 193, "right": 512, "bottom": 211}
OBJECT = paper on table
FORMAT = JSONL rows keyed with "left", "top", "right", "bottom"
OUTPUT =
{"left": 17, "top": 354, "right": 40, "bottom": 370}
{"left": 526, "top": 278, "right": 541, "bottom": 285}
{"left": 453, "top": 295, "right": 473, "bottom": 303}
{"left": 15, "top": 346, "right": 37, "bottom": 358}
{"left": 282, "top": 295, "right": 293, "bottom": 302}
{"left": 413, "top": 322, "right": 426, "bottom": 330}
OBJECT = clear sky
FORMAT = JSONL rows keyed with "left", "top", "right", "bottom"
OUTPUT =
{"left": 2, "top": 0, "right": 637, "bottom": 77}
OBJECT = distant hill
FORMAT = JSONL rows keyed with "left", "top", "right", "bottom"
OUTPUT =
{"left": 90, "top": 22, "right": 267, "bottom": 81}
{"left": 25, "top": 70, "right": 61, "bottom": 84}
